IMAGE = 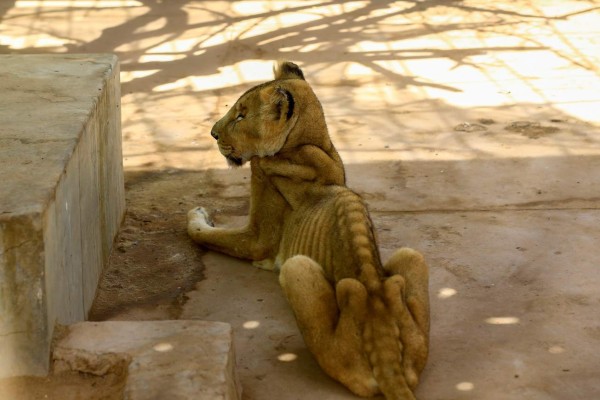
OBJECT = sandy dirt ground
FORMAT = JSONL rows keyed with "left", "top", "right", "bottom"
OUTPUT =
{"left": 1, "top": 1, "right": 600, "bottom": 399}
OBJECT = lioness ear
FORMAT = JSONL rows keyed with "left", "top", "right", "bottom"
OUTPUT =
{"left": 273, "top": 61, "right": 305, "bottom": 80}
{"left": 260, "top": 86, "right": 295, "bottom": 121}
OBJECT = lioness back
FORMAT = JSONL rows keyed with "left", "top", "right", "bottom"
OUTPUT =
{"left": 278, "top": 186, "right": 384, "bottom": 285}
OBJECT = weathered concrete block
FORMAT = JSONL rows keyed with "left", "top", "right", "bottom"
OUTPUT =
{"left": 54, "top": 321, "right": 241, "bottom": 400}
{"left": 0, "top": 54, "right": 124, "bottom": 377}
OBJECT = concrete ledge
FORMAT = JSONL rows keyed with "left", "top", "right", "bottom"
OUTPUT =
{"left": 54, "top": 321, "right": 241, "bottom": 400}
{"left": 0, "top": 54, "right": 124, "bottom": 377}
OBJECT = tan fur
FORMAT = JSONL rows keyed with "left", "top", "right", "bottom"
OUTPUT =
{"left": 188, "top": 61, "right": 429, "bottom": 399}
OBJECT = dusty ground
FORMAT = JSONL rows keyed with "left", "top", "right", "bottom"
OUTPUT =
{"left": 89, "top": 170, "right": 209, "bottom": 322}
{"left": 1, "top": 1, "right": 600, "bottom": 399}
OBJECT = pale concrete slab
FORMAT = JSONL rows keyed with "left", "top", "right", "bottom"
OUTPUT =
{"left": 177, "top": 207, "right": 600, "bottom": 400}
{"left": 54, "top": 321, "right": 241, "bottom": 400}
{"left": 0, "top": 54, "right": 124, "bottom": 377}
{"left": 345, "top": 153, "right": 600, "bottom": 213}
{"left": 375, "top": 210, "right": 600, "bottom": 400}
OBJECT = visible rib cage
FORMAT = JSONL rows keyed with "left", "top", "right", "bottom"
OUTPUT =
{"left": 279, "top": 187, "right": 384, "bottom": 287}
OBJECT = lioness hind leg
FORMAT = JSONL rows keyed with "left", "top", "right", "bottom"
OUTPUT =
{"left": 279, "top": 256, "right": 378, "bottom": 397}
{"left": 384, "top": 248, "right": 430, "bottom": 336}
{"left": 279, "top": 256, "right": 338, "bottom": 349}
{"left": 383, "top": 248, "right": 430, "bottom": 389}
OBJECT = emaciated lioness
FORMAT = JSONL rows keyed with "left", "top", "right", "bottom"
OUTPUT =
{"left": 188, "top": 61, "right": 429, "bottom": 399}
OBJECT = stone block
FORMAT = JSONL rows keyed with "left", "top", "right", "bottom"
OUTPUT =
{"left": 0, "top": 54, "right": 124, "bottom": 377}
{"left": 54, "top": 321, "right": 241, "bottom": 400}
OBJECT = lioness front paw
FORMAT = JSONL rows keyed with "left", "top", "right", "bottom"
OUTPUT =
{"left": 187, "top": 207, "right": 215, "bottom": 230}
{"left": 252, "top": 258, "right": 277, "bottom": 271}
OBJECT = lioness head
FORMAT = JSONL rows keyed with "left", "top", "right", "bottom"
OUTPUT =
{"left": 210, "top": 61, "right": 315, "bottom": 167}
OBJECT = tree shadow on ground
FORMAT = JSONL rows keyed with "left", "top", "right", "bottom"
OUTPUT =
{"left": 1, "top": 1, "right": 597, "bottom": 95}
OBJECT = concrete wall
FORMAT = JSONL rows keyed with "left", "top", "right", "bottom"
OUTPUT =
{"left": 0, "top": 54, "right": 124, "bottom": 377}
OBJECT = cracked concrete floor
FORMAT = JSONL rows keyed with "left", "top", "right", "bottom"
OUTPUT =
{"left": 1, "top": 1, "right": 600, "bottom": 399}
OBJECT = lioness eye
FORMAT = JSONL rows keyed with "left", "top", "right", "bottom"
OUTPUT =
{"left": 235, "top": 114, "right": 244, "bottom": 122}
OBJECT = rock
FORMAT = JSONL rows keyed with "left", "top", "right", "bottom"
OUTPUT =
{"left": 54, "top": 321, "right": 241, "bottom": 400}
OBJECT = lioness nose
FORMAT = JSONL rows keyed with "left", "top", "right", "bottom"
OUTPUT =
{"left": 210, "top": 130, "right": 219, "bottom": 140}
